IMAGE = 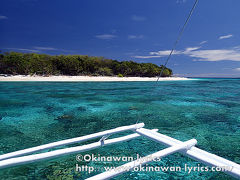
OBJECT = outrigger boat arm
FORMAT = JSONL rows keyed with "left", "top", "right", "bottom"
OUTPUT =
{"left": 0, "top": 123, "right": 239, "bottom": 179}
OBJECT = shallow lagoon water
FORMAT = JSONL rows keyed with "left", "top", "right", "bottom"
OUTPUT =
{"left": 0, "top": 79, "right": 239, "bottom": 179}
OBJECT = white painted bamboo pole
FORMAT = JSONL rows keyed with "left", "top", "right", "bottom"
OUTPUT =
{"left": 135, "top": 128, "right": 240, "bottom": 179}
{"left": 0, "top": 129, "right": 157, "bottom": 169}
{"left": 0, "top": 123, "right": 144, "bottom": 161}
{"left": 86, "top": 139, "right": 197, "bottom": 180}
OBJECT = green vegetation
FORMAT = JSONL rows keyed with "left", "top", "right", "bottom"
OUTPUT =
{"left": 0, "top": 52, "right": 172, "bottom": 77}
{"left": 117, "top": 73, "right": 124, "bottom": 77}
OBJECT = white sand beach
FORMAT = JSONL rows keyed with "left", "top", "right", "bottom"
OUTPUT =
{"left": 0, "top": 75, "right": 191, "bottom": 82}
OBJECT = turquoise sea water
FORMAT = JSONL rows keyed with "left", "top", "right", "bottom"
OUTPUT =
{"left": 0, "top": 78, "right": 239, "bottom": 179}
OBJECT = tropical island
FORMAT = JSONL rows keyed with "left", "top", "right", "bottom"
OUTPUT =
{"left": 0, "top": 52, "right": 190, "bottom": 81}
{"left": 0, "top": 52, "right": 172, "bottom": 77}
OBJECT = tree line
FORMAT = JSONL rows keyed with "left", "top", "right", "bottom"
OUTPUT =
{"left": 0, "top": 52, "right": 172, "bottom": 77}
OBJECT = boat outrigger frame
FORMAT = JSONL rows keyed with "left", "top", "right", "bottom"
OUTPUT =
{"left": 0, "top": 123, "right": 239, "bottom": 179}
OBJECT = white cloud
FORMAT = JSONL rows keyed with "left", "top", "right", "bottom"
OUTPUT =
{"left": 95, "top": 34, "right": 117, "bottom": 40}
{"left": 134, "top": 55, "right": 163, "bottom": 59}
{"left": 134, "top": 46, "right": 240, "bottom": 61}
{"left": 235, "top": 68, "right": 240, "bottom": 71}
{"left": 4, "top": 48, "right": 40, "bottom": 53}
{"left": 33, "top": 47, "right": 75, "bottom": 53}
{"left": 185, "top": 46, "right": 201, "bottom": 52}
{"left": 131, "top": 15, "right": 146, "bottom": 22}
{"left": 0, "top": 15, "right": 8, "bottom": 20}
{"left": 176, "top": 0, "right": 187, "bottom": 3}
{"left": 150, "top": 50, "right": 175, "bottom": 56}
{"left": 3, "top": 47, "right": 75, "bottom": 53}
{"left": 186, "top": 49, "right": 240, "bottom": 61}
{"left": 128, "top": 35, "right": 144, "bottom": 39}
{"left": 200, "top": 40, "right": 207, "bottom": 45}
{"left": 218, "top": 34, "right": 233, "bottom": 40}
{"left": 34, "top": 47, "right": 58, "bottom": 51}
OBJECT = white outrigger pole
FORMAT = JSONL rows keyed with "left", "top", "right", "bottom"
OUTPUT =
{"left": 0, "top": 123, "right": 240, "bottom": 179}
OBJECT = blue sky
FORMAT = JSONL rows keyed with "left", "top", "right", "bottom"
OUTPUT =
{"left": 1, "top": 0, "right": 240, "bottom": 77}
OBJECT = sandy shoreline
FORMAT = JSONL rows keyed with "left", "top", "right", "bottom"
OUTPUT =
{"left": 0, "top": 75, "right": 191, "bottom": 82}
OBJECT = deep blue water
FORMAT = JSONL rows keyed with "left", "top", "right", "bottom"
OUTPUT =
{"left": 0, "top": 79, "right": 239, "bottom": 179}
